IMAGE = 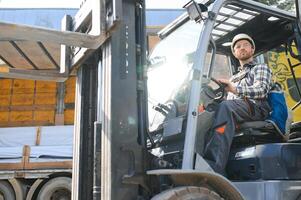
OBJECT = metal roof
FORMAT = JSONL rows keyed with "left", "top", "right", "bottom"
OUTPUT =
{"left": 214, "top": 0, "right": 296, "bottom": 54}
{"left": 212, "top": 4, "right": 260, "bottom": 40}
{"left": 159, "top": 0, "right": 296, "bottom": 55}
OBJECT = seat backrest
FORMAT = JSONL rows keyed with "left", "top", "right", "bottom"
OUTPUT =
{"left": 234, "top": 83, "right": 290, "bottom": 143}
{"left": 267, "top": 83, "right": 288, "bottom": 134}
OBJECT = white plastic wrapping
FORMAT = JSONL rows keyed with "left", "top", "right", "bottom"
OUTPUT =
{"left": 0, "top": 126, "right": 74, "bottom": 163}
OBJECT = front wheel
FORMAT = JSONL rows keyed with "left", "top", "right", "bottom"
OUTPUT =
{"left": 151, "top": 186, "right": 223, "bottom": 200}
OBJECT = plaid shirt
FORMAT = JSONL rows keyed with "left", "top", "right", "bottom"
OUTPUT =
{"left": 227, "top": 62, "right": 272, "bottom": 100}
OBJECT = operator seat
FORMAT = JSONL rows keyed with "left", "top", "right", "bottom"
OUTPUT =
{"left": 233, "top": 120, "right": 289, "bottom": 147}
{"left": 233, "top": 83, "right": 291, "bottom": 146}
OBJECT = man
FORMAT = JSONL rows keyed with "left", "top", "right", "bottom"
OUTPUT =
{"left": 203, "top": 33, "right": 272, "bottom": 174}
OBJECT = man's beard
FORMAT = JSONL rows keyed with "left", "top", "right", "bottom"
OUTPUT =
{"left": 237, "top": 51, "right": 252, "bottom": 61}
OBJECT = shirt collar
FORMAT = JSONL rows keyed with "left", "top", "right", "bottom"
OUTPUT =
{"left": 238, "top": 61, "right": 257, "bottom": 71}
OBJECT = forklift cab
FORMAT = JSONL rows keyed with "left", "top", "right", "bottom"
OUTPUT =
{"left": 147, "top": 0, "right": 301, "bottom": 199}
{"left": 147, "top": 0, "right": 300, "bottom": 152}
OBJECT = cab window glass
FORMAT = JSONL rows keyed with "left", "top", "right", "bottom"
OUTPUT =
{"left": 211, "top": 54, "right": 231, "bottom": 79}
{"left": 147, "top": 20, "right": 203, "bottom": 131}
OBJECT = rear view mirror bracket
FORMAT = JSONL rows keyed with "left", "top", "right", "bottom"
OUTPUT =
{"left": 184, "top": 0, "right": 208, "bottom": 23}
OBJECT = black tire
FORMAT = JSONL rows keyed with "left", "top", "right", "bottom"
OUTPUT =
{"left": 0, "top": 180, "right": 15, "bottom": 200}
{"left": 151, "top": 186, "right": 223, "bottom": 200}
{"left": 36, "top": 177, "right": 71, "bottom": 200}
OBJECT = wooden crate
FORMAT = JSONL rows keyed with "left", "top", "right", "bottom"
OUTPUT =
{"left": 0, "top": 77, "right": 76, "bottom": 127}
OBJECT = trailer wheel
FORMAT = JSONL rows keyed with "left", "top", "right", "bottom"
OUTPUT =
{"left": 151, "top": 186, "right": 223, "bottom": 200}
{"left": 36, "top": 177, "right": 71, "bottom": 200}
{"left": 0, "top": 180, "right": 16, "bottom": 200}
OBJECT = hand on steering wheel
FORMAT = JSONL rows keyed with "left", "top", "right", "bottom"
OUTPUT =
{"left": 203, "top": 77, "right": 226, "bottom": 100}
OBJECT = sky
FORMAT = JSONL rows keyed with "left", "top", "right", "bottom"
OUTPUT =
{"left": 0, "top": 0, "right": 189, "bottom": 9}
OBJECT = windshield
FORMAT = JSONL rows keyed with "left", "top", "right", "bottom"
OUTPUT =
{"left": 147, "top": 20, "right": 202, "bottom": 131}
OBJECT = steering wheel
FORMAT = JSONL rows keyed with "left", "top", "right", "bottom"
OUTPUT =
{"left": 202, "top": 77, "right": 226, "bottom": 100}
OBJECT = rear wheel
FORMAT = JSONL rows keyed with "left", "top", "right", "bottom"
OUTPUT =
{"left": 37, "top": 177, "right": 71, "bottom": 200}
{"left": 151, "top": 186, "right": 223, "bottom": 200}
{"left": 0, "top": 180, "right": 15, "bottom": 200}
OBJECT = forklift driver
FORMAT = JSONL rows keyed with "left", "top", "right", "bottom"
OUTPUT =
{"left": 203, "top": 33, "right": 273, "bottom": 175}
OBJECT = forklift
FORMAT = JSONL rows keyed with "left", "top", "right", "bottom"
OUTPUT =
{"left": 1, "top": 0, "right": 301, "bottom": 199}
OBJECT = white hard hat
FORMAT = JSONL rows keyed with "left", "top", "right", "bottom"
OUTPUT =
{"left": 231, "top": 33, "right": 255, "bottom": 53}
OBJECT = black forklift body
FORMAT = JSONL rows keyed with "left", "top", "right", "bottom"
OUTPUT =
{"left": 228, "top": 143, "right": 301, "bottom": 180}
